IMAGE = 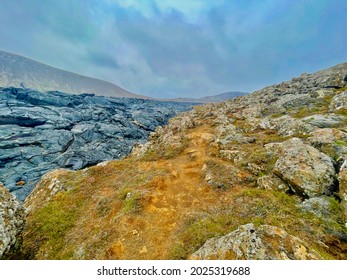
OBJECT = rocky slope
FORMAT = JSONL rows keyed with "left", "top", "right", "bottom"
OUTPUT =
{"left": 0, "top": 50, "right": 146, "bottom": 98}
{"left": 4, "top": 62, "right": 347, "bottom": 260}
{"left": 0, "top": 183, "right": 25, "bottom": 259}
{"left": 0, "top": 87, "right": 192, "bottom": 200}
{"left": 167, "top": 91, "right": 248, "bottom": 103}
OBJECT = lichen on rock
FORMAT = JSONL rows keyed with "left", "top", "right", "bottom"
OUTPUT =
{"left": 273, "top": 138, "right": 338, "bottom": 198}
{"left": 0, "top": 183, "right": 25, "bottom": 259}
{"left": 190, "top": 223, "right": 322, "bottom": 260}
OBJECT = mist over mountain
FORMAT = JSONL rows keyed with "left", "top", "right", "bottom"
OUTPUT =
{"left": 169, "top": 91, "right": 248, "bottom": 103}
{"left": 0, "top": 50, "right": 146, "bottom": 99}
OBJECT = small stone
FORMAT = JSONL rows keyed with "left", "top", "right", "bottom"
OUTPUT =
{"left": 15, "top": 181, "right": 25, "bottom": 186}
{"left": 131, "top": 230, "right": 139, "bottom": 235}
{"left": 200, "top": 133, "right": 215, "bottom": 143}
{"left": 139, "top": 246, "right": 148, "bottom": 254}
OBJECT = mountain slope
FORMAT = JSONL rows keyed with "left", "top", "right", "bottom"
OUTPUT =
{"left": 168, "top": 91, "right": 247, "bottom": 103}
{"left": 4, "top": 62, "right": 347, "bottom": 260}
{"left": 0, "top": 50, "right": 146, "bottom": 98}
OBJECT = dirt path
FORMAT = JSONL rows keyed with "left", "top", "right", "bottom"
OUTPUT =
{"left": 111, "top": 124, "right": 233, "bottom": 259}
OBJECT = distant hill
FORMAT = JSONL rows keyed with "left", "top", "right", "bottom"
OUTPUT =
{"left": 169, "top": 91, "right": 248, "bottom": 103}
{"left": 0, "top": 50, "right": 147, "bottom": 98}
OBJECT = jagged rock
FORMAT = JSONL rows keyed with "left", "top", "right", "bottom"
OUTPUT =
{"left": 308, "top": 128, "right": 347, "bottom": 165}
{"left": 0, "top": 183, "right": 25, "bottom": 259}
{"left": 268, "top": 115, "right": 316, "bottom": 136}
{"left": 273, "top": 138, "right": 337, "bottom": 198}
{"left": 190, "top": 223, "right": 322, "bottom": 260}
{"left": 302, "top": 114, "right": 347, "bottom": 128}
{"left": 216, "top": 124, "right": 256, "bottom": 145}
{"left": 308, "top": 128, "right": 347, "bottom": 146}
{"left": 0, "top": 87, "right": 192, "bottom": 200}
{"left": 330, "top": 90, "right": 347, "bottom": 111}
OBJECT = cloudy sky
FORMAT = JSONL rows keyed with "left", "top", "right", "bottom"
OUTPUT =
{"left": 0, "top": 0, "right": 346, "bottom": 98}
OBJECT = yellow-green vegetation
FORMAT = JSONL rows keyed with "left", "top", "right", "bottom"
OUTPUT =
{"left": 117, "top": 188, "right": 143, "bottom": 215}
{"left": 335, "top": 86, "right": 347, "bottom": 93}
{"left": 22, "top": 188, "right": 84, "bottom": 259}
{"left": 142, "top": 137, "right": 190, "bottom": 161}
{"left": 170, "top": 187, "right": 346, "bottom": 260}
{"left": 284, "top": 94, "right": 336, "bottom": 119}
{"left": 235, "top": 146, "right": 278, "bottom": 176}
{"left": 335, "top": 140, "right": 347, "bottom": 147}
{"left": 19, "top": 159, "right": 170, "bottom": 259}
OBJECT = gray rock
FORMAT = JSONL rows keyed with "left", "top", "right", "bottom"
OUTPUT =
{"left": 0, "top": 183, "right": 25, "bottom": 259}
{"left": 307, "top": 128, "right": 347, "bottom": 165}
{"left": 330, "top": 90, "right": 347, "bottom": 112}
{"left": 302, "top": 114, "right": 347, "bottom": 128}
{"left": 268, "top": 115, "right": 316, "bottom": 137}
{"left": 190, "top": 223, "right": 322, "bottom": 260}
{"left": 273, "top": 138, "right": 337, "bottom": 198}
{"left": 0, "top": 87, "right": 193, "bottom": 200}
{"left": 300, "top": 196, "right": 334, "bottom": 219}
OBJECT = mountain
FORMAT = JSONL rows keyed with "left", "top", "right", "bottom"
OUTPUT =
{"left": 168, "top": 91, "right": 248, "bottom": 103}
{"left": 0, "top": 50, "right": 147, "bottom": 98}
{"left": 1, "top": 62, "right": 347, "bottom": 260}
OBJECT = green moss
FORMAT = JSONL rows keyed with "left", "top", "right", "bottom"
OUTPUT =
{"left": 236, "top": 146, "right": 278, "bottom": 176}
{"left": 121, "top": 193, "right": 142, "bottom": 214}
{"left": 142, "top": 137, "right": 190, "bottom": 161}
{"left": 288, "top": 96, "right": 332, "bottom": 119}
{"left": 26, "top": 190, "right": 84, "bottom": 259}
{"left": 117, "top": 187, "right": 143, "bottom": 215}
{"left": 335, "top": 140, "right": 347, "bottom": 147}
{"left": 169, "top": 213, "right": 233, "bottom": 259}
{"left": 170, "top": 187, "right": 337, "bottom": 259}
{"left": 335, "top": 86, "right": 347, "bottom": 93}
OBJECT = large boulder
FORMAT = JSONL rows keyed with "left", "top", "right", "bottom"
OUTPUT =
{"left": 0, "top": 183, "right": 25, "bottom": 259}
{"left": 307, "top": 128, "right": 347, "bottom": 169}
{"left": 302, "top": 114, "right": 347, "bottom": 128}
{"left": 273, "top": 138, "right": 337, "bottom": 198}
{"left": 190, "top": 223, "right": 322, "bottom": 260}
{"left": 330, "top": 90, "right": 347, "bottom": 112}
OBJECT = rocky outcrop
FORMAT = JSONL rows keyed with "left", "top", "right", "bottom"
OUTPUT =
{"left": 0, "top": 183, "right": 25, "bottom": 259}
{"left": 302, "top": 114, "right": 347, "bottom": 128}
{"left": 330, "top": 90, "right": 347, "bottom": 111}
{"left": 0, "top": 87, "right": 192, "bottom": 200}
{"left": 273, "top": 138, "right": 337, "bottom": 198}
{"left": 190, "top": 223, "right": 322, "bottom": 260}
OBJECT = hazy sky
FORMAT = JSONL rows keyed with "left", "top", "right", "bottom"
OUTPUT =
{"left": 0, "top": 0, "right": 346, "bottom": 98}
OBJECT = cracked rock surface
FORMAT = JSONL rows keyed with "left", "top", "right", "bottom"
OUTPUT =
{"left": 0, "top": 87, "right": 192, "bottom": 200}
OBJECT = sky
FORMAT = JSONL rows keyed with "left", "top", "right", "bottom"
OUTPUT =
{"left": 0, "top": 0, "right": 346, "bottom": 98}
